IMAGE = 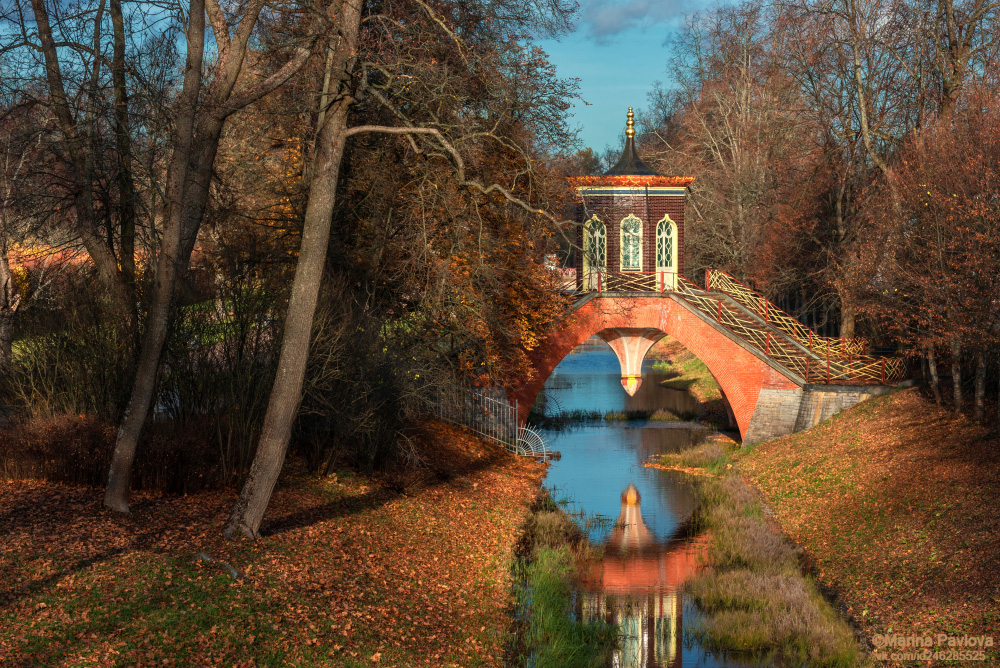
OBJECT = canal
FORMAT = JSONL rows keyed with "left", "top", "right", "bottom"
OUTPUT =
{"left": 532, "top": 336, "right": 754, "bottom": 668}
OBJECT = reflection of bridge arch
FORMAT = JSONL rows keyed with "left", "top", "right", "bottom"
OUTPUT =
{"left": 512, "top": 295, "right": 800, "bottom": 442}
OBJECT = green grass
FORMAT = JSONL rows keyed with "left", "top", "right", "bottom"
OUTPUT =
{"left": 651, "top": 355, "right": 722, "bottom": 401}
{"left": 510, "top": 494, "right": 618, "bottom": 668}
{"left": 1, "top": 551, "right": 331, "bottom": 667}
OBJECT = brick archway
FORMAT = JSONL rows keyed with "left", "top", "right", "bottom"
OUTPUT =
{"left": 509, "top": 295, "right": 801, "bottom": 440}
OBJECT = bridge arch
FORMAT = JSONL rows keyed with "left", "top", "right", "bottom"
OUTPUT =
{"left": 509, "top": 295, "right": 801, "bottom": 441}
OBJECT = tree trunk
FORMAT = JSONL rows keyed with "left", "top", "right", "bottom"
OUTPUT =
{"left": 224, "top": 0, "right": 362, "bottom": 540}
{"left": 973, "top": 353, "right": 985, "bottom": 422}
{"left": 840, "top": 297, "right": 856, "bottom": 339}
{"left": 110, "top": 0, "right": 137, "bottom": 303}
{"left": 103, "top": 0, "right": 316, "bottom": 512}
{"left": 950, "top": 337, "right": 962, "bottom": 414}
{"left": 0, "top": 311, "right": 12, "bottom": 376}
{"left": 103, "top": 0, "right": 207, "bottom": 513}
{"left": 0, "top": 249, "right": 16, "bottom": 375}
{"left": 926, "top": 347, "right": 942, "bottom": 404}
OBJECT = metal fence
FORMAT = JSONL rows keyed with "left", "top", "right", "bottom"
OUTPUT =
{"left": 436, "top": 387, "right": 546, "bottom": 458}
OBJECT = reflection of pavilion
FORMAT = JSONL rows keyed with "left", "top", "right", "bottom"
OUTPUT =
{"left": 577, "top": 484, "right": 708, "bottom": 668}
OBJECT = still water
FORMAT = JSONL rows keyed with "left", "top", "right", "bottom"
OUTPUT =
{"left": 534, "top": 336, "right": 748, "bottom": 668}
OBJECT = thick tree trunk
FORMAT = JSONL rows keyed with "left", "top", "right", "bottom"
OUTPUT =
{"left": 974, "top": 353, "right": 985, "bottom": 422}
{"left": 839, "top": 298, "right": 856, "bottom": 339}
{"left": 926, "top": 347, "right": 942, "bottom": 405}
{"left": 950, "top": 337, "right": 962, "bottom": 414}
{"left": 224, "top": 0, "right": 362, "bottom": 540}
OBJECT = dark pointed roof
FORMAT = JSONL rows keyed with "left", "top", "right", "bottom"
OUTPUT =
{"left": 605, "top": 106, "right": 659, "bottom": 177}
{"left": 605, "top": 135, "right": 658, "bottom": 176}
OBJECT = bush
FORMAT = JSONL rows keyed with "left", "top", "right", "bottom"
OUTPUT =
{"left": 0, "top": 414, "right": 224, "bottom": 493}
{"left": 5, "top": 275, "right": 135, "bottom": 422}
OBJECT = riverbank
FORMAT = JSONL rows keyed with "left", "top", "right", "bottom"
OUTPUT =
{"left": 0, "top": 420, "right": 544, "bottom": 667}
{"left": 509, "top": 493, "right": 618, "bottom": 668}
{"left": 649, "top": 440, "right": 869, "bottom": 667}
{"left": 648, "top": 337, "right": 730, "bottom": 428}
{"left": 738, "top": 388, "right": 1000, "bottom": 665}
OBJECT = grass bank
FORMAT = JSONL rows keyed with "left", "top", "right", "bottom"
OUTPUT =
{"left": 509, "top": 493, "right": 618, "bottom": 668}
{"left": 648, "top": 337, "right": 730, "bottom": 428}
{"left": 737, "top": 388, "right": 1000, "bottom": 665}
{"left": 0, "top": 421, "right": 544, "bottom": 667}
{"left": 650, "top": 440, "right": 870, "bottom": 667}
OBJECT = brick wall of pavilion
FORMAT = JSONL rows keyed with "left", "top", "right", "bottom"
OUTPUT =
{"left": 574, "top": 190, "right": 687, "bottom": 277}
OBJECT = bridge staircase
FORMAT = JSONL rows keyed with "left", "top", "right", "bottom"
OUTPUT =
{"left": 578, "top": 269, "right": 907, "bottom": 386}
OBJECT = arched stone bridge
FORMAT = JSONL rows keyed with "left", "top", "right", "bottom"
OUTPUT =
{"left": 510, "top": 272, "right": 905, "bottom": 445}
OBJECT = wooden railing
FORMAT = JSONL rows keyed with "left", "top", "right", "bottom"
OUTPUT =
{"left": 674, "top": 277, "right": 906, "bottom": 385}
{"left": 705, "top": 269, "right": 867, "bottom": 358}
{"left": 580, "top": 271, "right": 677, "bottom": 293}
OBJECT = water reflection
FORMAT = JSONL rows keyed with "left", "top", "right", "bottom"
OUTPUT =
{"left": 533, "top": 337, "right": 700, "bottom": 418}
{"left": 538, "top": 337, "right": 748, "bottom": 668}
{"left": 575, "top": 485, "right": 710, "bottom": 668}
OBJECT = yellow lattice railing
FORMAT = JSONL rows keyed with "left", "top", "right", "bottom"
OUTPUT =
{"left": 706, "top": 269, "right": 867, "bottom": 358}
{"left": 581, "top": 271, "right": 678, "bottom": 293}
{"left": 674, "top": 277, "right": 906, "bottom": 385}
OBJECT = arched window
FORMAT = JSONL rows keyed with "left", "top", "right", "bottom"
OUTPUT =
{"left": 620, "top": 215, "right": 643, "bottom": 271}
{"left": 583, "top": 216, "right": 606, "bottom": 289}
{"left": 656, "top": 216, "right": 678, "bottom": 290}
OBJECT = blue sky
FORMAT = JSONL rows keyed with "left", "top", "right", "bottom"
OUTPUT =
{"left": 535, "top": 0, "right": 705, "bottom": 153}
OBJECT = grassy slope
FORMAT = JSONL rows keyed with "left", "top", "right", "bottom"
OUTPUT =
{"left": 0, "top": 422, "right": 544, "bottom": 667}
{"left": 737, "top": 389, "right": 1000, "bottom": 662}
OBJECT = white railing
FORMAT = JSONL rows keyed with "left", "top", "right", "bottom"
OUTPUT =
{"left": 436, "top": 387, "right": 546, "bottom": 457}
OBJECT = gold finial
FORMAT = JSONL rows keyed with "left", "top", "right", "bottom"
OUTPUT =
{"left": 626, "top": 106, "right": 635, "bottom": 138}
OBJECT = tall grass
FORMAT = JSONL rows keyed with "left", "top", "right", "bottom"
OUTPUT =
{"left": 676, "top": 446, "right": 870, "bottom": 667}
{"left": 509, "top": 494, "right": 618, "bottom": 668}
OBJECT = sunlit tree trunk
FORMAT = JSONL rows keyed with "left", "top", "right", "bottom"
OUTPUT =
{"left": 224, "top": 0, "right": 363, "bottom": 539}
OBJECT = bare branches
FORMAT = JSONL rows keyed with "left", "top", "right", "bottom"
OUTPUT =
{"left": 344, "top": 124, "right": 575, "bottom": 229}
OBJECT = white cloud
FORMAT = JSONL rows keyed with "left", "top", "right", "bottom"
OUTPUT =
{"left": 577, "top": 0, "right": 686, "bottom": 42}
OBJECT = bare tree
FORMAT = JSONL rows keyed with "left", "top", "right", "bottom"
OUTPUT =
{"left": 103, "top": 0, "right": 318, "bottom": 512}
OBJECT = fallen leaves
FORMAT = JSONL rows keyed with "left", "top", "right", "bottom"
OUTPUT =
{"left": 738, "top": 389, "right": 1000, "bottom": 665}
{"left": 0, "top": 420, "right": 545, "bottom": 667}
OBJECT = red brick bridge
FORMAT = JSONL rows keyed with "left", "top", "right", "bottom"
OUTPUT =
{"left": 510, "top": 270, "right": 906, "bottom": 444}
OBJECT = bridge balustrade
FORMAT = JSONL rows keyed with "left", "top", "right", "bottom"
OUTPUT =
{"left": 565, "top": 268, "right": 907, "bottom": 386}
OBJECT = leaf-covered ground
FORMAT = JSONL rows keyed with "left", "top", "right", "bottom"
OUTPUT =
{"left": 737, "top": 389, "right": 1000, "bottom": 664}
{"left": 0, "top": 421, "right": 545, "bottom": 667}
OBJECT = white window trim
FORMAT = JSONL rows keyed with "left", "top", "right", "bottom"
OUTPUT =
{"left": 656, "top": 215, "right": 678, "bottom": 272}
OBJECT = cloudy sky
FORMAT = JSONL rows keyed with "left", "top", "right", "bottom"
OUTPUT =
{"left": 535, "top": 0, "right": 703, "bottom": 153}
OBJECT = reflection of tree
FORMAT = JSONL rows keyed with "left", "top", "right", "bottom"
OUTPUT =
{"left": 576, "top": 484, "right": 710, "bottom": 668}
